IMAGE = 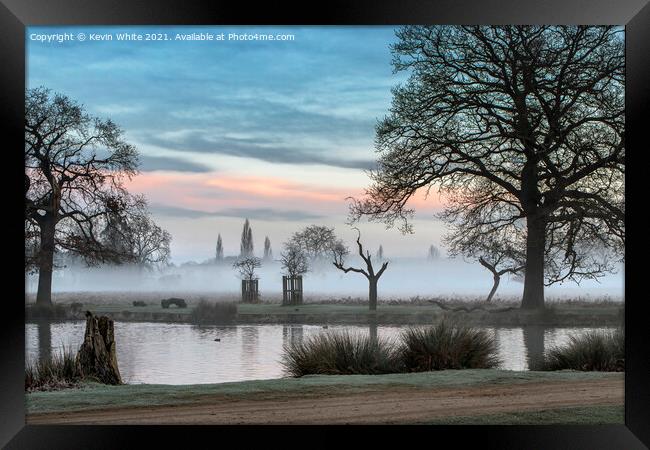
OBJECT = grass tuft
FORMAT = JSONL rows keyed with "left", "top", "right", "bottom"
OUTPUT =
{"left": 282, "top": 320, "right": 500, "bottom": 376}
{"left": 25, "top": 346, "right": 83, "bottom": 392}
{"left": 540, "top": 328, "right": 624, "bottom": 371}
{"left": 399, "top": 320, "right": 500, "bottom": 371}
{"left": 282, "top": 331, "right": 401, "bottom": 376}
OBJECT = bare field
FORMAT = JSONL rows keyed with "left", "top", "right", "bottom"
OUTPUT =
{"left": 25, "top": 290, "right": 622, "bottom": 307}
{"left": 24, "top": 291, "right": 624, "bottom": 326}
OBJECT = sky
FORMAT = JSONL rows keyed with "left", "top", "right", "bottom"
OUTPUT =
{"left": 27, "top": 25, "right": 448, "bottom": 263}
{"left": 25, "top": 25, "right": 625, "bottom": 299}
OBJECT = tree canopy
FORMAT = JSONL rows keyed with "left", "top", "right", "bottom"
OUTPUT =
{"left": 232, "top": 256, "right": 262, "bottom": 281}
{"left": 25, "top": 87, "right": 141, "bottom": 304}
{"left": 289, "top": 225, "right": 345, "bottom": 265}
{"left": 349, "top": 26, "right": 624, "bottom": 308}
{"left": 117, "top": 195, "right": 172, "bottom": 271}
{"left": 280, "top": 242, "right": 309, "bottom": 277}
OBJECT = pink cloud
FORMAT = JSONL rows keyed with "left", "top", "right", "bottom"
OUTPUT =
{"left": 204, "top": 175, "right": 355, "bottom": 203}
{"left": 124, "top": 172, "right": 446, "bottom": 220}
{"left": 124, "top": 172, "right": 364, "bottom": 215}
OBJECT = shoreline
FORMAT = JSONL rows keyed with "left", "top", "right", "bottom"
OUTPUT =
{"left": 25, "top": 301, "right": 624, "bottom": 327}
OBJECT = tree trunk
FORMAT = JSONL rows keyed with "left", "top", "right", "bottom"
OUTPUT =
{"left": 75, "top": 312, "right": 122, "bottom": 385}
{"left": 36, "top": 218, "right": 56, "bottom": 307}
{"left": 486, "top": 275, "right": 500, "bottom": 303}
{"left": 522, "top": 215, "right": 546, "bottom": 309}
{"left": 368, "top": 278, "right": 378, "bottom": 311}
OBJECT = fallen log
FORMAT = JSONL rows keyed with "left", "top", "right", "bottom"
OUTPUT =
{"left": 427, "top": 300, "right": 518, "bottom": 314}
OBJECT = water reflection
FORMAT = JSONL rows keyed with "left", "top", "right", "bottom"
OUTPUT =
{"left": 36, "top": 320, "right": 51, "bottom": 362}
{"left": 368, "top": 319, "right": 378, "bottom": 344}
{"left": 522, "top": 325, "right": 546, "bottom": 370}
{"left": 491, "top": 328, "right": 526, "bottom": 371}
{"left": 240, "top": 326, "right": 259, "bottom": 377}
{"left": 25, "top": 321, "right": 615, "bottom": 385}
{"left": 282, "top": 325, "right": 304, "bottom": 347}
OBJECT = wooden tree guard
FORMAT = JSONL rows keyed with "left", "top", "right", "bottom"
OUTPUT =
{"left": 75, "top": 312, "right": 122, "bottom": 384}
{"left": 282, "top": 275, "right": 303, "bottom": 306}
{"left": 241, "top": 279, "right": 259, "bottom": 303}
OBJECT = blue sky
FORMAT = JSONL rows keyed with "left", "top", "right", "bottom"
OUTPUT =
{"left": 25, "top": 25, "right": 624, "bottom": 298}
{"left": 26, "top": 26, "right": 621, "bottom": 298}
{"left": 27, "top": 26, "right": 451, "bottom": 263}
{"left": 27, "top": 26, "right": 402, "bottom": 172}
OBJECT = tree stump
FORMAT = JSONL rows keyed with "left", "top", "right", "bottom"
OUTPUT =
{"left": 75, "top": 311, "right": 122, "bottom": 384}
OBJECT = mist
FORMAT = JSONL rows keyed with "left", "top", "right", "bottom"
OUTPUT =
{"left": 25, "top": 257, "right": 624, "bottom": 301}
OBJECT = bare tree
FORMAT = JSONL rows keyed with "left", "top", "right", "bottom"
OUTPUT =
{"left": 234, "top": 256, "right": 261, "bottom": 303}
{"left": 291, "top": 225, "right": 342, "bottom": 264}
{"left": 479, "top": 257, "right": 524, "bottom": 303}
{"left": 239, "top": 218, "right": 254, "bottom": 258}
{"left": 446, "top": 224, "right": 525, "bottom": 302}
{"left": 25, "top": 87, "right": 139, "bottom": 306}
{"left": 333, "top": 229, "right": 389, "bottom": 311}
{"left": 280, "top": 242, "right": 310, "bottom": 277}
{"left": 99, "top": 195, "right": 134, "bottom": 263}
{"left": 233, "top": 256, "right": 262, "bottom": 281}
{"left": 349, "top": 26, "right": 624, "bottom": 309}
{"left": 216, "top": 234, "right": 224, "bottom": 262}
{"left": 263, "top": 236, "right": 273, "bottom": 261}
{"left": 122, "top": 196, "right": 172, "bottom": 271}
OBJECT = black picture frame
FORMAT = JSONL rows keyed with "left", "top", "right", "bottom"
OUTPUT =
{"left": 2, "top": 0, "right": 648, "bottom": 448}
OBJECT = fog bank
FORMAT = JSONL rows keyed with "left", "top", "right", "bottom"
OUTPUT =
{"left": 25, "top": 257, "right": 624, "bottom": 301}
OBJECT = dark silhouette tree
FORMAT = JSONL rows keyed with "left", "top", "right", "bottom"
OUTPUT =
{"left": 233, "top": 256, "right": 262, "bottom": 281}
{"left": 25, "top": 87, "right": 139, "bottom": 306}
{"left": 445, "top": 221, "right": 525, "bottom": 302}
{"left": 216, "top": 234, "right": 224, "bottom": 262}
{"left": 25, "top": 219, "right": 41, "bottom": 274}
{"left": 263, "top": 236, "right": 273, "bottom": 261}
{"left": 239, "top": 218, "right": 254, "bottom": 258}
{"left": 280, "top": 242, "right": 309, "bottom": 277}
{"left": 290, "top": 225, "right": 343, "bottom": 264}
{"left": 120, "top": 196, "right": 172, "bottom": 271}
{"left": 376, "top": 245, "right": 384, "bottom": 261}
{"left": 349, "top": 26, "right": 624, "bottom": 309}
{"left": 99, "top": 195, "right": 133, "bottom": 263}
{"left": 333, "top": 229, "right": 389, "bottom": 311}
{"left": 478, "top": 257, "right": 524, "bottom": 303}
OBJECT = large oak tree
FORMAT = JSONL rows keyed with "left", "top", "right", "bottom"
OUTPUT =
{"left": 350, "top": 26, "right": 624, "bottom": 309}
{"left": 25, "top": 87, "right": 140, "bottom": 306}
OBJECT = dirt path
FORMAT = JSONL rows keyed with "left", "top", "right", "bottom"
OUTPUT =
{"left": 27, "top": 378, "right": 623, "bottom": 425}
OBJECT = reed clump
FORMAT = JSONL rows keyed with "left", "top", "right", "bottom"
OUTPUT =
{"left": 399, "top": 320, "right": 500, "bottom": 371}
{"left": 25, "top": 346, "right": 83, "bottom": 392}
{"left": 282, "top": 331, "right": 401, "bottom": 376}
{"left": 540, "top": 329, "right": 624, "bottom": 371}
{"left": 282, "top": 320, "right": 500, "bottom": 377}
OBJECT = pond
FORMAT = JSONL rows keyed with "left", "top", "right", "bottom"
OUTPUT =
{"left": 25, "top": 321, "right": 615, "bottom": 385}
